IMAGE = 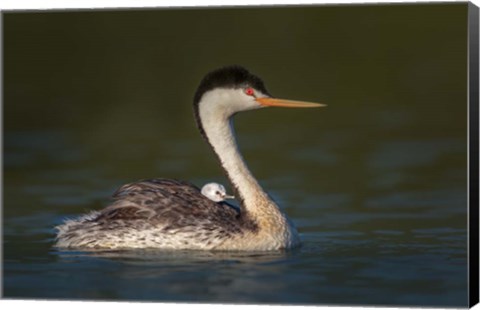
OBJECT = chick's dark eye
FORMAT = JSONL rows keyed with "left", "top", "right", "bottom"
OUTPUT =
{"left": 244, "top": 87, "right": 255, "bottom": 96}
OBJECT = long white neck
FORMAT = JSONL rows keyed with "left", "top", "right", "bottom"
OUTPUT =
{"left": 197, "top": 94, "right": 279, "bottom": 219}
{"left": 195, "top": 90, "right": 300, "bottom": 249}
{"left": 202, "top": 114, "right": 270, "bottom": 210}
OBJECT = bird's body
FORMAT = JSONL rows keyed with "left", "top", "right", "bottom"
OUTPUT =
{"left": 55, "top": 179, "right": 297, "bottom": 250}
{"left": 55, "top": 65, "right": 323, "bottom": 251}
{"left": 56, "top": 179, "right": 257, "bottom": 250}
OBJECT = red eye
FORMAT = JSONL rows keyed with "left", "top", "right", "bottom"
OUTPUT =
{"left": 244, "top": 88, "right": 255, "bottom": 96}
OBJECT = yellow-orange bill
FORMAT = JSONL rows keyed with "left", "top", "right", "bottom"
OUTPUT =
{"left": 256, "top": 97, "right": 326, "bottom": 108}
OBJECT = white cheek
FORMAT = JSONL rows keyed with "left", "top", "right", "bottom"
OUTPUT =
{"left": 200, "top": 89, "right": 261, "bottom": 117}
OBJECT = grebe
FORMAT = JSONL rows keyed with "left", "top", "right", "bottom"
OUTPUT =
{"left": 55, "top": 65, "right": 324, "bottom": 251}
{"left": 201, "top": 182, "right": 235, "bottom": 202}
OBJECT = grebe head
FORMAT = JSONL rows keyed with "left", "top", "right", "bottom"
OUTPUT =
{"left": 201, "top": 182, "right": 235, "bottom": 202}
{"left": 193, "top": 65, "right": 325, "bottom": 120}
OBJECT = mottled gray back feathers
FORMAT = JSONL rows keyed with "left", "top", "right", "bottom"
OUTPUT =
{"left": 55, "top": 178, "right": 258, "bottom": 249}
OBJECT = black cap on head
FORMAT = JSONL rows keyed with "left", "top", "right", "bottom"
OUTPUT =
{"left": 193, "top": 65, "right": 271, "bottom": 106}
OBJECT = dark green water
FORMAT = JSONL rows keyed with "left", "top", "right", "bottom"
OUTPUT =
{"left": 3, "top": 4, "right": 469, "bottom": 307}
